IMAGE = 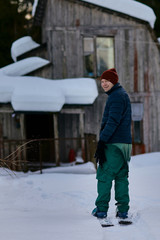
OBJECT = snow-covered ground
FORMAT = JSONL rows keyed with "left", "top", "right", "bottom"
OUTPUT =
{"left": 0, "top": 152, "right": 160, "bottom": 240}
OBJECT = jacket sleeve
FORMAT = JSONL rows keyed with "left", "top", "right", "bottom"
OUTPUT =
{"left": 100, "top": 97, "right": 125, "bottom": 143}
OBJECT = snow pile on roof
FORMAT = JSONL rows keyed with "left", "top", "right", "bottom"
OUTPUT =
{"left": 0, "top": 73, "right": 98, "bottom": 112}
{"left": 0, "top": 57, "right": 49, "bottom": 76}
{"left": 12, "top": 77, "right": 98, "bottom": 112}
{"left": 53, "top": 78, "right": 98, "bottom": 105}
{"left": 11, "top": 36, "right": 40, "bottom": 62}
{"left": 11, "top": 77, "right": 65, "bottom": 112}
{"left": 81, "top": 0, "right": 156, "bottom": 28}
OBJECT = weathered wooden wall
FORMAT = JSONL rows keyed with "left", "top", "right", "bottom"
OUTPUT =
{"left": 0, "top": 105, "right": 23, "bottom": 141}
{"left": 40, "top": 0, "right": 160, "bottom": 154}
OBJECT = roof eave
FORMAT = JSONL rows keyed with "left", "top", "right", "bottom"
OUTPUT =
{"left": 33, "top": 0, "right": 48, "bottom": 26}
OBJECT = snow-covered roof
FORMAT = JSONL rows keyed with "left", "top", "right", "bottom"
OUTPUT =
{"left": 32, "top": 0, "right": 156, "bottom": 28}
{"left": 11, "top": 36, "right": 40, "bottom": 62}
{"left": 0, "top": 73, "right": 98, "bottom": 112}
{"left": 81, "top": 0, "right": 156, "bottom": 28}
{"left": 0, "top": 57, "right": 50, "bottom": 76}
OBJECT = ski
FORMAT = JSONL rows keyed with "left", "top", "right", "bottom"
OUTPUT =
{"left": 118, "top": 219, "right": 132, "bottom": 225}
{"left": 96, "top": 212, "right": 138, "bottom": 227}
{"left": 98, "top": 218, "right": 114, "bottom": 227}
{"left": 117, "top": 212, "right": 135, "bottom": 225}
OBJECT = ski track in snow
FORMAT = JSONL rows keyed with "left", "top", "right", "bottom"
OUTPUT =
{"left": 101, "top": 211, "right": 156, "bottom": 240}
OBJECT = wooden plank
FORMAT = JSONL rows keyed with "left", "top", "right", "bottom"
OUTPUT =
{"left": 53, "top": 113, "right": 60, "bottom": 166}
{"left": 61, "top": 108, "right": 84, "bottom": 114}
{"left": 52, "top": 30, "right": 66, "bottom": 79}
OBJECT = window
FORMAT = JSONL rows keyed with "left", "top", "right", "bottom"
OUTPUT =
{"left": 133, "top": 121, "right": 142, "bottom": 143}
{"left": 83, "top": 37, "right": 115, "bottom": 77}
{"left": 131, "top": 103, "right": 144, "bottom": 143}
{"left": 96, "top": 37, "right": 114, "bottom": 76}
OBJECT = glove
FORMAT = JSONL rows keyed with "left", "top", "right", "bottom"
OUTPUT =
{"left": 94, "top": 140, "right": 107, "bottom": 167}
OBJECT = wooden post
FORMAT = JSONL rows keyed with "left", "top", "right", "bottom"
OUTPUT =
{"left": 20, "top": 114, "right": 27, "bottom": 170}
{"left": 79, "top": 112, "right": 85, "bottom": 161}
{"left": 39, "top": 141, "right": 43, "bottom": 174}
{"left": 53, "top": 113, "right": 60, "bottom": 166}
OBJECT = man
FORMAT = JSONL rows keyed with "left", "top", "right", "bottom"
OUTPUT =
{"left": 92, "top": 68, "right": 132, "bottom": 220}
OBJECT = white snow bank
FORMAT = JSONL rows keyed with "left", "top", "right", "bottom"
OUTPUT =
{"left": 41, "top": 162, "right": 96, "bottom": 174}
{"left": 81, "top": 0, "right": 156, "bottom": 28}
{"left": 11, "top": 36, "right": 40, "bottom": 62}
{"left": 0, "top": 73, "right": 98, "bottom": 112}
{"left": 0, "top": 57, "right": 49, "bottom": 76}
{"left": 130, "top": 152, "right": 160, "bottom": 168}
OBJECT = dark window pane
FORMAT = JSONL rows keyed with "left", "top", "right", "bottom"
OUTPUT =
{"left": 84, "top": 54, "right": 94, "bottom": 77}
{"left": 134, "top": 121, "right": 141, "bottom": 143}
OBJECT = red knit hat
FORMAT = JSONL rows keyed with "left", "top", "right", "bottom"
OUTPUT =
{"left": 100, "top": 68, "right": 118, "bottom": 85}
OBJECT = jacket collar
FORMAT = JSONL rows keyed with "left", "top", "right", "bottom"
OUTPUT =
{"left": 105, "top": 83, "right": 121, "bottom": 95}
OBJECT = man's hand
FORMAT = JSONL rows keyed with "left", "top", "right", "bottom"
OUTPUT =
{"left": 94, "top": 140, "right": 107, "bottom": 167}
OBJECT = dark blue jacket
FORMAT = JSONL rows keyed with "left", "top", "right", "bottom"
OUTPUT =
{"left": 100, "top": 83, "right": 132, "bottom": 144}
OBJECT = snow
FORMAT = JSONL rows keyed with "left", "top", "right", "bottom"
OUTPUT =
{"left": 0, "top": 73, "right": 98, "bottom": 111}
{"left": 11, "top": 36, "right": 40, "bottom": 62}
{"left": 0, "top": 152, "right": 160, "bottom": 240}
{"left": 81, "top": 0, "right": 156, "bottom": 28}
{"left": 0, "top": 57, "right": 50, "bottom": 76}
{"left": 32, "top": 0, "right": 39, "bottom": 16}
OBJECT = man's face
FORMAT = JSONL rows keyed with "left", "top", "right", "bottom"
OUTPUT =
{"left": 101, "top": 79, "right": 114, "bottom": 92}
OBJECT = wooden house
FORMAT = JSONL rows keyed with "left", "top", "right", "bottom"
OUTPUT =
{"left": 33, "top": 0, "right": 160, "bottom": 156}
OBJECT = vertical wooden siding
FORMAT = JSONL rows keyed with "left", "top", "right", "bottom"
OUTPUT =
{"left": 41, "top": 0, "right": 160, "bottom": 153}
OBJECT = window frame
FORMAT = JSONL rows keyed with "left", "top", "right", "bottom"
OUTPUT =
{"left": 131, "top": 102, "right": 144, "bottom": 144}
{"left": 83, "top": 35, "right": 115, "bottom": 78}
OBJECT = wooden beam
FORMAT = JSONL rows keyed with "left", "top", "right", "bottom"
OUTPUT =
{"left": 79, "top": 112, "right": 85, "bottom": 161}
{"left": 53, "top": 113, "right": 60, "bottom": 166}
{"left": 61, "top": 108, "right": 85, "bottom": 114}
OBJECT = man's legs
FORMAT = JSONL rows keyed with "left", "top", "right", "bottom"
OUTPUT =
{"left": 95, "top": 173, "right": 113, "bottom": 212}
{"left": 114, "top": 144, "right": 131, "bottom": 213}
{"left": 94, "top": 144, "right": 130, "bottom": 215}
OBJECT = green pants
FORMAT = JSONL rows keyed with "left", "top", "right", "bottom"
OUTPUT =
{"left": 95, "top": 143, "right": 132, "bottom": 213}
